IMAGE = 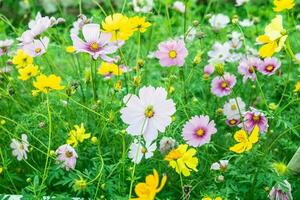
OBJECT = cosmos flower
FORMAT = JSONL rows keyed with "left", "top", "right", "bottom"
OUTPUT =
{"left": 223, "top": 97, "right": 246, "bottom": 119}
{"left": 10, "top": 134, "right": 29, "bottom": 161}
{"left": 227, "top": 31, "right": 243, "bottom": 50}
{"left": 230, "top": 125, "right": 259, "bottom": 154}
{"left": 32, "top": 74, "right": 64, "bottom": 94}
{"left": 67, "top": 123, "right": 91, "bottom": 147}
{"left": 12, "top": 49, "right": 33, "bottom": 69}
{"left": 18, "top": 64, "right": 39, "bottom": 81}
{"left": 131, "top": 169, "right": 167, "bottom": 200}
{"left": 243, "top": 108, "right": 269, "bottom": 133}
{"left": 269, "top": 180, "right": 293, "bottom": 200}
{"left": 71, "top": 23, "right": 122, "bottom": 61}
{"left": 101, "top": 13, "right": 134, "bottom": 41}
{"left": 165, "top": 144, "right": 198, "bottom": 177}
{"left": 130, "top": 16, "right": 151, "bottom": 33}
{"left": 273, "top": 0, "right": 295, "bottom": 12}
{"left": 235, "top": 0, "right": 249, "bottom": 6}
{"left": 203, "top": 64, "right": 215, "bottom": 79}
{"left": 209, "top": 14, "right": 230, "bottom": 31}
{"left": 257, "top": 57, "right": 281, "bottom": 76}
{"left": 22, "top": 37, "right": 49, "bottom": 57}
{"left": 182, "top": 115, "right": 217, "bottom": 147}
{"left": 211, "top": 73, "right": 237, "bottom": 97}
{"left": 239, "top": 19, "right": 254, "bottom": 27}
{"left": 211, "top": 160, "right": 229, "bottom": 171}
{"left": 71, "top": 14, "right": 92, "bottom": 35}
{"left": 120, "top": 86, "right": 176, "bottom": 142}
{"left": 238, "top": 57, "right": 262, "bottom": 83}
{"left": 226, "top": 118, "right": 241, "bottom": 127}
{"left": 173, "top": 1, "right": 185, "bottom": 13}
{"left": 0, "top": 39, "right": 13, "bottom": 56}
{"left": 155, "top": 39, "right": 188, "bottom": 67}
{"left": 132, "top": 0, "right": 154, "bottom": 13}
{"left": 128, "top": 139, "right": 157, "bottom": 164}
{"left": 207, "top": 42, "right": 231, "bottom": 64}
{"left": 256, "top": 15, "right": 287, "bottom": 58}
{"left": 97, "top": 62, "right": 124, "bottom": 78}
{"left": 56, "top": 144, "right": 78, "bottom": 171}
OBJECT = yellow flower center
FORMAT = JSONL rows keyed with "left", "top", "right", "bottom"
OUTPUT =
{"left": 248, "top": 66, "right": 255, "bottom": 73}
{"left": 65, "top": 151, "right": 73, "bottom": 158}
{"left": 20, "top": 144, "right": 24, "bottom": 150}
{"left": 231, "top": 104, "right": 237, "bottom": 110}
{"left": 144, "top": 106, "right": 154, "bottom": 118}
{"left": 221, "top": 81, "right": 228, "bottom": 89}
{"left": 252, "top": 115, "right": 260, "bottom": 122}
{"left": 229, "top": 119, "right": 237, "bottom": 125}
{"left": 141, "top": 147, "right": 147, "bottom": 154}
{"left": 266, "top": 65, "right": 274, "bottom": 72}
{"left": 35, "top": 48, "right": 41, "bottom": 53}
{"left": 90, "top": 42, "right": 99, "bottom": 51}
{"left": 196, "top": 128, "right": 204, "bottom": 136}
{"left": 168, "top": 50, "right": 177, "bottom": 59}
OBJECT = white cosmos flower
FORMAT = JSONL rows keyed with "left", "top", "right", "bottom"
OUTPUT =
{"left": 235, "top": 0, "right": 249, "bottom": 6}
{"left": 128, "top": 139, "right": 157, "bottom": 164}
{"left": 173, "top": 1, "right": 185, "bottom": 13}
{"left": 209, "top": 14, "right": 230, "bottom": 31}
{"left": 239, "top": 19, "right": 254, "bottom": 27}
{"left": 208, "top": 42, "right": 231, "bottom": 64}
{"left": 10, "top": 134, "right": 29, "bottom": 161}
{"left": 22, "top": 37, "right": 49, "bottom": 57}
{"left": 211, "top": 160, "right": 229, "bottom": 171}
{"left": 228, "top": 31, "right": 243, "bottom": 50}
{"left": 223, "top": 97, "right": 246, "bottom": 119}
{"left": 120, "top": 86, "right": 176, "bottom": 143}
{"left": 132, "top": 0, "right": 154, "bottom": 13}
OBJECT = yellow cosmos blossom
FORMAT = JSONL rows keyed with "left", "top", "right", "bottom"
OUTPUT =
{"left": 102, "top": 13, "right": 134, "bottom": 41}
{"left": 66, "top": 46, "right": 76, "bottom": 53}
{"left": 74, "top": 178, "right": 88, "bottom": 191}
{"left": 130, "top": 16, "right": 151, "bottom": 33}
{"left": 18, "top": 64, "right": 39, "bottom": 81}
{"left": 165, "top": 144, "right": 198, "bottom": 177}
{"left": 230, "top": 125, "right": 259, "bottom": 154}
{"left": 273, "top": 0, "right": 295, "bottom": 12}
{"left": 97, "top": 62, "right": 123, "bottom": 76}
{"left": 131, "top": 169, "right": 167, "bottom": 200}
{"left": 293, "top": 81, "right": 300, "bottom": 92}
{"left": 202, "top": 197, "right": 222, "bottom": 200}
{"left": 256, "top": 15, "right": 287, "bottom": 58}
{"left": 32, "top": 74, "right": 64, "bottom": 94}
{"left": 12, "top": 49, "right": 33, "bottom": 69}
{"left": 272, "top": 162, "right": 288, "bottom": 175}
{"left": 67, "top": 123, "right": 91, "bottom": 147}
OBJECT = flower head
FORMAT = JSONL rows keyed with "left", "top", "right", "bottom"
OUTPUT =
{"left": 128, "top": 139, "right": 157, "bottom": 164}
{"left": 32, "top": 74, "right": 64, "bottom": 94}
{"left": 182, "top": 115, "right": 217, "bottom": 147}
{"left": 238, "top": 57, "right": 262, "bottom": 83}
{"left": 243, "top": 108, "right": 268, "bottom": 133}
{"left": 159, "top": 137, "right": 176, "bottom": 154}
{"left": 203, "top": 64, "right": 215, "bottom": 79}
{"left": 97, "top": 62, "right": 123, "bottom": 77}
{"left": 155, "top": 40, "right": 188, "bottom": 67}
{"left": 209, "top": 14, "right": 230, "bottom": 31}
{"left": 56, "top": 144, "right": 78, "bottom": 171}
{"left": 132, "top": 0, "right": 154, "bottom": 13}
{"left": 0, "top": 39, "right": 13, "bottom": 56}
{"left": 10, "top": 134, "right": 29, "bottom": 161}
{"left": 258, "top": 57, "right": 281, "bottom": 76}
{"left": 173, "top": 1, "right": 186, "bottom": 13}
{"left": 165, "top": 144, "right": 198, "bottom": 176}
{"left": 12, "top": 49, "right": 33, "bottom": 68}
{"left": 67, "top": 123, "right": 91, "bottom": 147}
{"left": 18, "top": 64, "right": 39, "bottom": 81}
{"left": 131, "top": 169, "right": 167, "bottom": 200}
{"left": 257, "top": 15, "right": 287, "bottom": 58}
{"left": 273, "top": 0, "right": 295, "bottom": 12}
{"left": 22, "top": 37, "right": 49, "bottom": 57}
{"left": 211, "top": 73, "right": 236, "bottom": 97}
{"left": 269, "top": 180, "right": 293, "bottom": 200}
{"left": 223, "top": 97, "right": 246, "bottom": 119}
{"left": 272, "top": 162, "right": 288, "bottom": 175}
{"left": 120, "top": 86, "right": 176, "bottom": 143}
{"left": 211, "top": 160, "right": 229, "bottom": 171}
{"left": 130, "top": 16, "right": 151, "bottom": 33}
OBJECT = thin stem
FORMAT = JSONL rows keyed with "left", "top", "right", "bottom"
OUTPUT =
{"left": 90, "top": 59, "right": 98, "bottom": 101}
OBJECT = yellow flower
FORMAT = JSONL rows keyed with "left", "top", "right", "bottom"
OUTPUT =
{"left": 202, "top": 197, "right": 222, "bottom": 200}
{"left": 131, "top": 169, "right": 167, "bottom": 200}
{"left": 165, "top": 144, "right": 198, "bottom": 177}
{"left": 272, "top": 162, "right": 288, "bottom": 175}
{"left": 273, "top": 0, "right": 295, "bottom": 12}
{"left": 293, "top": 81, "right": 300, "bottom": 92}
{"left": 230, "top": 125, "right": 260, "bottom": 154}
{"left": 130, "top": 16, "right": 151, "bottom": 33}
{"left": 12, "top": 49, "right": 33, "bottom": 69}
{"left": 257, "top": 15, "right": 287, "bottom": 58}
{"left": 74, "top": 178, "right": 88, "bottom": 191}
{"left": 18, "top": 64, "right": 39, "bottom": 81}
{"left": 67, "top": 123, "right": 91, "bottom": 147}
{"left": 114, "top": 80, "right": 122, "bottom": 91}
{"left": 66, "top": 46, "right": 76, "bottom": 53}
{"left": 32, "top": 74, "right": 64, "bottom": 94}
{"left": 0, "top": 166, "right": 3, "bottom": 175}
{"left": 102, "top": 13, "right": 134, "bottom": 41}
{"left": 268, "top": 103, "right": 278, "bottom": 110}
{"left": 97, "top": 62, "right": 123, "bottom": 76}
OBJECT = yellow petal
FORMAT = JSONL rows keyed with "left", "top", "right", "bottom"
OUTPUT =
{"left": 230, "top": 143, "right": 247, "bottom": 154}
{"left": 259, "top": 42, "right": 277, "bottom": 58}
{"left": 249, "top": 125, "right": 259, "bottom": 144}
{"left": 233, "top": 129, "right": 248, "bottom": 143}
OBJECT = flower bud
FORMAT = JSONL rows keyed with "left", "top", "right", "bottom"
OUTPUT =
{"left": 215, "top": 63, "right": 224, "bottom": 76}
{"left": 91, "top": 136, "right": 98, "bottom": 144}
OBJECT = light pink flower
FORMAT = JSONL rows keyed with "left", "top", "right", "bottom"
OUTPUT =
{"left": 223, "top": 97, "right": 246, "bottom": 119}
{"left": 128, "top": 139, "right": 156, "bottom": 164}
{"left": 120, "top": 86, "right": 176, "bottom": 143}
{"left": 203, "top": 64, "right": 215, "bottom": 78}
{"left": 155, "top": 39, "right": 188, "bottom": 67}
{"left": 10, "top": 134, "right": 29, "bottom": 161}
{"left": 211, "top": 73, "right": 236, "bottom": 97}
{"left": 258, "top": 57, "right": 281, "bottom": 76}
{"left": 173, "top": 1, "right": 185, "bottom": 13}
{"left": 238, "top": 57, "right": 262, "bottom": 83}
{"left": 243, "top": 108, "right": 269, "bottom": 133}
{"left": 0, "top": 39, "right": 13, "bottom": 56}
{"left": 56, "top": 144, "right": 78, "bottom": 171}
{"left": 182, "top": 115, "right": 217, "bottom": 147}
{"left": 71, "top": 23, "right": 122, "bottom": 61}
{"left": 22, "top": 37, "right": 49, "bottom": 57}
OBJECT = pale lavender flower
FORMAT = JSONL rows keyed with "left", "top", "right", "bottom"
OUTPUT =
{"left": 258, "top": 57, "right": 281, "bottom": 76}
{"left": 243, "top": 108, "right": 269, "bottom": 133}
{"left": 238, "top": 57, "right": 262, "bottom": 83}
{"left": 269, "top": 180, "right": 293, "bottom": 200}
{"left": 223, "top": 97, "right": 246, "bottom": 119}
{"left": 22, "top": 37, "right": 49, "bottom": 57}
{"left": 128, "top": 139, "right": 156, "bottom": 164}
{"left": 10, "top": 134, "right": 29, "bottom": 161}
{"left": 209, "top": 14, "right": 230, "bottom": 31}
{"left": 132, "top": 0, "right": 154, "bottom": 13}
{"left": 0, "top": 39, "right": 13, "bottom": 56}
{"left": 173, "top": 1, "right": 185, "bottom": 13}
{"left": 56, "top": 144, "right": 78, "bottom": 171}
{"left": 208, "top": 42, "right": 231, "bottom": 64}
{"left": 211, "top": 73, "right": 236, "bottom": 97}
{"left": 203, "top": 64, "right": 215, "bottom": 78}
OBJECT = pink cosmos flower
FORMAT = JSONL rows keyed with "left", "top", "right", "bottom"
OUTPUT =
{"left": 22, "top": 37, "right": 49, "bottom": 57}
{"left": 0, "top": 39, "right": 13, "bottom": 56}
{"left": 56, "top": 144, "right": 78, "bottom": 171}
{"left": 10, "top": 134, "right": 29, "bottom": 161}
{"left": 238, "top": 57, "right": 262, "bottom": 83}
{"left": 182, "top": 115, "right": 217, "bottom": 147}
{"left": 71, "top": 23, "right": 122, "bottom": 61}
{"left": 258, "top": 57, "right": 281, "bottom": 76}
{"left": 243, "top": 108, "right": 269, "bottom": 133}
{"left": 120, "top": 86, "right": 176, "bottom": 143}
{"left": 155, "top": 39, "right": 188, "bottom": 67}
{"left": 211, "top": 73, "right": 236, "bottom": 97}
{"left": 203, "top": 64, "right": 215, "bottom": 79}
{"left": 226, "top": 118, "right": 241, "bottom": 127}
